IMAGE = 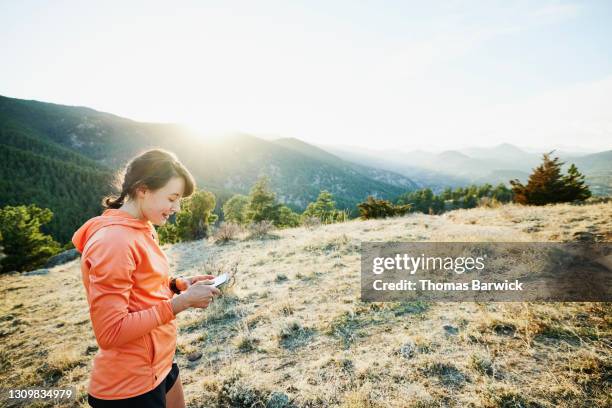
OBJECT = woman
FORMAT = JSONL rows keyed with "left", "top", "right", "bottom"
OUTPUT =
{"left": 72, "top": 149, "right": 221, "bottom": 407}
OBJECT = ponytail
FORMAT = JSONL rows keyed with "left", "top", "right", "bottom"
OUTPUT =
{"left": 102, "top": 190, "right": 128, "bottom": 209}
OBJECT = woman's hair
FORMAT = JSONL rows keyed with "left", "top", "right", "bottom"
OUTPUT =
{"left": 102, "top": 148, "right": 196, "bottom": 209}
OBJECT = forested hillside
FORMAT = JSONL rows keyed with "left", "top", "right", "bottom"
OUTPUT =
{"left": 0, "top": 95, "right": 418, "bottom": 244}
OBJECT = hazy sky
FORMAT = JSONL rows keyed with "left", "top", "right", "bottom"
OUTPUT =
{"left": 1, "top": 0, "right": 611, "bottom": 151}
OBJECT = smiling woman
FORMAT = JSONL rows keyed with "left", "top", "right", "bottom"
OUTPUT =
{"left": 118, "top": 176, "right": 185, "bottom": 226}
{"left": 102, "top": 149, "right": 195, "bottom": 226}
{"left": 72, "top": 148, "right": 222, "bottom": 408}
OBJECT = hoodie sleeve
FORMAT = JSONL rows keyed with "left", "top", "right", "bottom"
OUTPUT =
{"left": 84, "top": 228, "right": 176, "bottom": 350}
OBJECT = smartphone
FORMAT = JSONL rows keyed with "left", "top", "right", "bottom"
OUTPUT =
{"left": 211, "top": 273, "right": 229, "bottom": 288}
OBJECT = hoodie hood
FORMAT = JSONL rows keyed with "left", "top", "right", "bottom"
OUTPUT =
{"left": 72, "top": 209, "right": 154, "bottom": 253}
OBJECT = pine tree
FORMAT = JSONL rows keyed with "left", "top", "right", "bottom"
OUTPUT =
{"left": 477, "top": 183, "right": 493, "bottom": 198}
{"left": 441, "top": 187, "right": 453, "bottom": 201}
{"left": 510, "top": 151, "right": 566, "bottom": 205}
{"left": 561, "top": 163, "right": 591, "bottom": 202}
{"left": 278, "top": 205, "right": 301, "bottom": 228}
{"left": 0, "top": 204, "right": 62, "bottom": 272}
{"left": 510, "top": 152, "right": 591, "bottom": 205}
{"left": 397, "top": 188, "right": 445, "bottom": 214}
{"left": 492, "top": 183, "right": 513, "bottom": 202}
{"left": 222, "top": 194, "right": 249, "bottom": 224}
{"left": 357, "top": 196, "right": 411, "bottom": 219}
{"left": 463, "top": 194, "right": 478, "bottom": 209}
{"left": 158, "top": 190, "right": 218, "bottom": 242}
{"left": 156, "top": 221, "right": 180, "bottom": 245}
{"left": 246, "top": 176, "right": 281, "bottom": 225}
{"left": 183, "top": 190, "right": 218, "bottom": 239}
{"left": 302, "top": 190, "right": 343, "bottom": 224}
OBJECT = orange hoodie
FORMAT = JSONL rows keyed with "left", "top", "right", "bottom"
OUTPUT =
{"left": 72, "top": 208, "right": 177, "bottom": 399}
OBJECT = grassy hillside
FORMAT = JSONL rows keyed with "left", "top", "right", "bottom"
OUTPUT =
{"left": 1, "top": 202, "right": 610, "bottom": 407}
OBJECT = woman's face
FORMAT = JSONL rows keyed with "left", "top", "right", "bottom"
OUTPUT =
{"left": 139, "top": 176, "right": 185, "bottom": 226}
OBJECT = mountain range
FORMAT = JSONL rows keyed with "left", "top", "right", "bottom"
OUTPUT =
{"left": 0, "top": 95, "right": 416, "bottom": 243}
{"left": 321, "top": 143, "right": 611, "bottom": 195}
{"left": 1, "top": 94, "right": 610, "bottom": 244}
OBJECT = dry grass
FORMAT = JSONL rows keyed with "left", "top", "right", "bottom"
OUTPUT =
{"left": 0, "top": 201, "right": 610, "bottom": 407}
{"left": 213, "top": 222, "right": 244, "bottom": 244}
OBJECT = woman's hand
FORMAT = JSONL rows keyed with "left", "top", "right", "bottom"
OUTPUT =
{"left": 170, "top": 275, "right": 221, "bottom": 315}
{"left": 182, "top": 281, "right": 221, "bottom": 309}
{"left": 175, "top": 274, "right": 216, "bottom": 292}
